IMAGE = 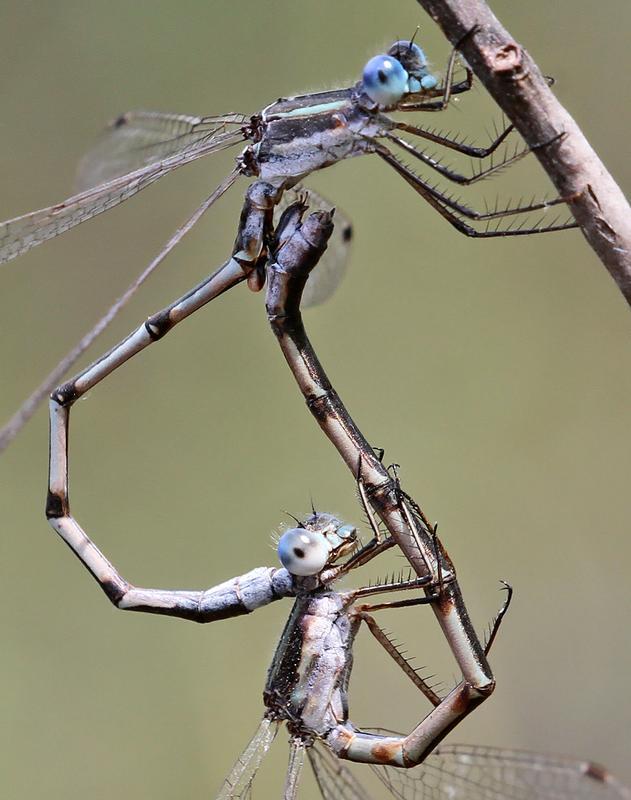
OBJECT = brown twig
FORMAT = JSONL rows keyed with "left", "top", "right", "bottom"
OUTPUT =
{"left": 416, "top": 0, "right": 631, "bottom": 306}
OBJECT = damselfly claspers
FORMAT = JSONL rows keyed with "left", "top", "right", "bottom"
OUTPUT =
{"left": 0, "top": 34, "right": 575, "bottom": 450}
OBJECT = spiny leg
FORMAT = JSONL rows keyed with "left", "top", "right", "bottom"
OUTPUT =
{"left": 371, "top": 468, "right": 451, "bottom": 683}
{"left": 327, "top": 580, "right": 506, "bottom": 768}
{"left": 327, "top": 610, "right": 494, "bottom": 769}
{"left": 345, "top": 574, "right": 445, "bottom": 706}
{"left": 385, "top": 130, "right": 529, "bottom": 186}
{"left": 382, "top": 29, "right": 577, "bottom": 236}
{"left": 328, "top": 581, "right": 515, "bottom": 767}
{"left": 484, "top": 580, "right": 513, "bottom": 656}
{"left": 379, "top": 138, "right": 571, "bottom": 220}
{"left": 356, "top": 608, "right": 442, "bottom": 707}
{"left": 350, "top": 581, "right": 512, "bottom": 708}
{"left": 385, "top": 127, "right": 569, "bottom": 189}
{"left": 349, "top": 574, "right": 437, "bottom": 603}
{"left": 394, "top": 117, "right": 515, "bottom": 159}
{"left": 376, "top": 144, "right": 578, "bottom": 236}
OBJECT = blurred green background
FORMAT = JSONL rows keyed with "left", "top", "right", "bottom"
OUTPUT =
{"left": 1, "top": 1, "right": 630, "bottom": 798}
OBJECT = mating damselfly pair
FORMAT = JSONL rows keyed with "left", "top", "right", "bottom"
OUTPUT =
{"left": 2, "top": 8, "right": 628, "bottom": 800}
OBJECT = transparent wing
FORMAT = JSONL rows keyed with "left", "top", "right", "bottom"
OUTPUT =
{"left": 275, "top": 186, "right": 353, "bottom": 308}
{"left": 309, "top": 740, "right": 376, "bottom": 800}
{"left": 76, "top": 110, "right": 248, "bottom": 189}
{"left": 284, "top": 740, "right": 306, "bottom": 800}
{"left": 0, "top": 167, "right": 240, "bottom": 455}
{"left": 216, "top": 717, "right": 278, "bottom": 800}
{"left": 0, "top": 116, "right": 245, "bottom": 265}
{"left": 370, "top": 744, "right": 631, "bottom": 800}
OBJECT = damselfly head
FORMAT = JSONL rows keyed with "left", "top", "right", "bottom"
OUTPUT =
{"left": 277, "top": 513, "right": 357, "bottom": 576}
{"left": 361, "top": 40, "right": 437, "bottom": 108}
{"left": 388, "top": 40, "right": 437, "bottom": 91}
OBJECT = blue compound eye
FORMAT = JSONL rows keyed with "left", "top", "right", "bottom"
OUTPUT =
{"left": 386, "top": 40, "right": 438, "bottom": 94}
{"left": 362, "top": 54, "right": 409, "bottom": 107}
{"left": 277, "top": 528, "right": 329, "bottom": 576}
{"left": 408, "top": 42, "right": 427, "bottom": 64}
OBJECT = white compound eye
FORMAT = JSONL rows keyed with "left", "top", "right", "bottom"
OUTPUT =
{"left": 277, "top": 528, "right": 330, "bottom": 576}
{"left": 362, "top": 54, "right": 408, "bottom": 107}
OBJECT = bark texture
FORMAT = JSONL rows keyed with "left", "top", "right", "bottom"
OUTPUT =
{"left": 416, "top": 0, "right": 631, "bottom": 305}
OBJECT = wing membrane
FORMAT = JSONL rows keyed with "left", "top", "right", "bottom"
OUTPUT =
{"left": 216, "top": 717, "right": 278, "bottom": 800}
{"left": 0, "top": 116, "right": 245, "bottom": 265}
{"left": 370, "top": 744, "right": 631, "bottom": 800}
{"left": 309, "top": 741, "right": 376, "bottom": 800}
{"left": 76, "top": 111, "right": 247, "bottom": 189}
{"left": 274, "top": 186, "right": 353, "bottom": 308}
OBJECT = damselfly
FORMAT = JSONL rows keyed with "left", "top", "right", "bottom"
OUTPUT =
{"left": 0, "top": 33, "right": 575, "bottom": 451}
{"left": 44, "top": 480, "right": 631, "bottom": 800}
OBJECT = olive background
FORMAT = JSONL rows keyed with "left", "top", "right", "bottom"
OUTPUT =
{"left": 1, "top": 2, "right": 630, "bottom": 798}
